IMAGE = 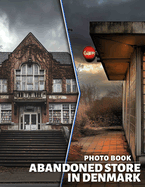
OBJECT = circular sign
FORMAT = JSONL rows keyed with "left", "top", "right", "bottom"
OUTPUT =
{"left": 83, "top": 46, "right": 96, "bottom": 62}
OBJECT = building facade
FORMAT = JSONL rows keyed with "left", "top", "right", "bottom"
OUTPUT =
{"left": 90, "top": 22, "right": 145, "bottom": 163}
{"left": 0, "top": 33, "right": 78, "bottom": 131}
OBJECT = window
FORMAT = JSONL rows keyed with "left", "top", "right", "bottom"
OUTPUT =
{"left": 66, "top": 79, "right": 77, "bottom": 93}
{"left": 0, "top": 104, "right": 12, "bottom": 123}
{"left": 53, "top": 79, "right": 62, "bottom": 93}
{"left": 49, "top": 103, "right": 76, "bottom": 124}
{"left": 15, "top": 64, "right": 45, "bottom": 91}
{"left": 0, "top": 79, "right": 7, "bottom": 93}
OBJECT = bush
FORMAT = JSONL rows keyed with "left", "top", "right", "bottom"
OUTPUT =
{"left": 67, "top": 144, "right": 83, "bottom": 161}
{"left": 86, "top": 96, "right": 122, "bottom": 126}
{"left": 72, "top": 84, "right": 122, "bottom": 140}
{"left": 72, "top": 102, "right": 91, "bottom": 140}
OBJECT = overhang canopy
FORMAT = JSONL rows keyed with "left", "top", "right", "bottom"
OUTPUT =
{"left": 90, "top": 22, "right": 145, "bottom": 80}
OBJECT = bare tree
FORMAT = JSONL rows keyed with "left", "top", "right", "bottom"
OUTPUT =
{"left": 80, "top": 84, "right": 100, "bottom": 104}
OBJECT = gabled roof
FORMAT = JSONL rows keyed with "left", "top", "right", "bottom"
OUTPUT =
{"left": 12, "top": 32, "right": 48, "bottom": 54}
{"left": 0, "top": 33, "right": 72, "bottom": 65}
{"left": 0, "top": 52, "right": 72, "bottom": 65}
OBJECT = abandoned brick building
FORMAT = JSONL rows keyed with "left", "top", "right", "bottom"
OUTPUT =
{"left": 0, "top": 32, "right": 78, "bottom": 131}
{"left": 0, "top": 32, "right": 78, "bottom": 166}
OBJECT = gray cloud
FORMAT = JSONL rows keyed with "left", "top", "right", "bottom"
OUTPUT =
{"left": 78, "top": 69, "right": 123, "bottom": 98}
{"left": 0, "top": 0, "right": 61, "bottom": 28}
{"left": 62, "top": 0, "right": 144, "bottom": 96}
{"left": 63, "top": 0, "right": 145, "bottom": 60}
{"left": 0, "top": 0, "right": 69, "bottom": 52}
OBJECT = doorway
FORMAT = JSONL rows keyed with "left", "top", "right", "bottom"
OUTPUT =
{"left": 21, "top": 113, "right": 38, "bottom": 130}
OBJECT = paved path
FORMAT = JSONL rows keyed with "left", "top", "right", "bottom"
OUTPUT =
{"left": 0, "top": 169, "right": 62, "bottom": 184}
{"left": 62, "top": 129, "right": 145, "bottom": 187}
{"left": 79, "top": 129, "right": 130, "bottom": 156}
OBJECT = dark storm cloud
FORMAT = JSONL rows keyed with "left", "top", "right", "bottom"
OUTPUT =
{"left": 0, "top": 0, "right": 61, "bottom": 28}
{"left": 0, "top": 0, "right": 69, "bottom": 52}
{"left": 63, "top": 0, "right": 145, "bottom": 60}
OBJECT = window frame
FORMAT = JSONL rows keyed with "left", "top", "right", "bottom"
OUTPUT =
{"left": 15, "top": 63, "right": 45, "bottom": 91}
{"left": 0, "top": 79, "right": 7, "bottom": 93}
{"left": 0, "top": 103, "right": 12, "bottom": 124}
{"left": 53, "top": 79, "right": 62, "bottom": 93}
{"left": 66, "top": 79, "right": 77, "bottom": 93}
{"left": 49, "top": 103, "right": 76, "bottom": 124}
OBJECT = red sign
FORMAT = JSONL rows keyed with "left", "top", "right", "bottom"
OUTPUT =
{"left": 83, "top": 46, "right": 96, "bottom": 62}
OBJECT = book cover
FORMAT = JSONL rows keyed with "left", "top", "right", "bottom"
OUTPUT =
{"left": 61, "top": 0, "right": 145, "bottom": 187}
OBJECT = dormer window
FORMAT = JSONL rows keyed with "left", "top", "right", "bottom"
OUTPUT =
{"left": 15, "top": 64, "right": 45, "bottom": 91}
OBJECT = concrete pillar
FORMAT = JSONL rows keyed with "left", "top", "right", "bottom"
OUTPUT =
{"left": 136, "top": 47, "right": 142, "bottom": 157}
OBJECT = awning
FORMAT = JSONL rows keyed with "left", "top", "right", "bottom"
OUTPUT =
{"left": 90, "top": 22, "right": 145, "bottom": 80}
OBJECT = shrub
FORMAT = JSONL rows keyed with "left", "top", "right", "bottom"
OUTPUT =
{"left": 87, "top": 96, "right": 122, "bottom": 126}
{"left": 72, "top": 84, "right": 122, "bottom": 139}
{"left": 67, "top": 144, "right": 83, "bottom": 161}
{"left": 72, "top": 102, "right": 91, "bottom": 140}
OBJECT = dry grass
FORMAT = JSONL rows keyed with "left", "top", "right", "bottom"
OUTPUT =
{"left": 68, "top": 84, "right": 122, "bottom": 160}
{"left": 71, "top": 102, "right": 92, "bottom": 141}
{"left": 72, "top": 95, "right": 122, "bottom": 139}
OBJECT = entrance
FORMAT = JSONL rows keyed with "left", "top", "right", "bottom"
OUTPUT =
{"left": 21, "top": 113, "right": 38, "bottom": 130}
{"left": 19, "top": 106, "right": 41, "bottom": 130}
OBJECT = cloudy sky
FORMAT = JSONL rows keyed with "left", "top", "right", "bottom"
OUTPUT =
{"left": 62, "top": 0, "right": 145, "bottom": 97}
{"left": 0, "top": 0, "right": 69, "bottom": 52}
